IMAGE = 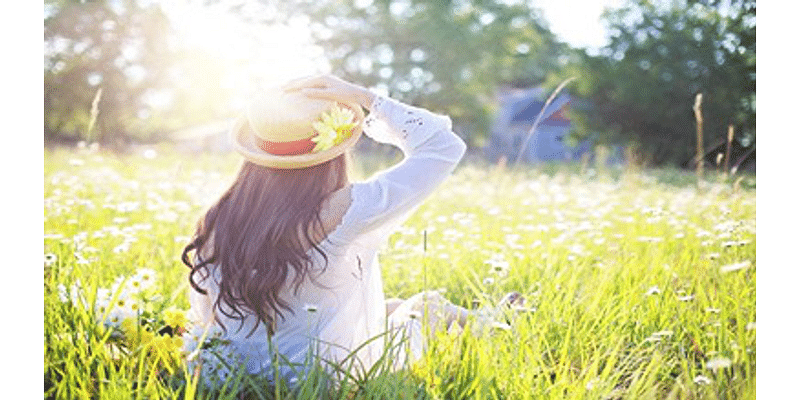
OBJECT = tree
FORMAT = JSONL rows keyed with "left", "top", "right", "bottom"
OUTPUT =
{"left": 44, "top": 0, "right": 174, "bottom": 147}
{"left": 267, "top": 0, "right": 569, "bottom": 145}
{"left": 560, "top": 0, "right": 755, "bottom": 165}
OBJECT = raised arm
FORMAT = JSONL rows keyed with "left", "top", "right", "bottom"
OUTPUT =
{"left": 284, "top": 75, "right": 466, "bottom": 240}
{"left": 339, "top": 95, "right": 466, "bottom": 236}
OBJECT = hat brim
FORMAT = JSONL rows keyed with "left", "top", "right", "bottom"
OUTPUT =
{"left": 230, "top": 101, "right": 364, "bottom": 169}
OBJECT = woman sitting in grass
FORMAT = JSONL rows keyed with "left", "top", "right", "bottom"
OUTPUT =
{"left": 181, "top": 75, "right": 515, "bottom": 386}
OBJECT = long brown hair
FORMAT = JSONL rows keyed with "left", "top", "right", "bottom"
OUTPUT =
{"left": 182, "top": 155, "right": 348, "bottom": 336}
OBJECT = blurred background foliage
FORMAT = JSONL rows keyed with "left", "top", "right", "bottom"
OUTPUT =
{"left": 555, "top": 0, "right": 756, "bottom": 165}
{"left": 44, "top": 0, "right": 755, "bottom": 167}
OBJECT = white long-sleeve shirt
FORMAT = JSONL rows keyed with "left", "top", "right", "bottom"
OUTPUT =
{"left": 186, "top": 95, "right": 466, "bottom": 384}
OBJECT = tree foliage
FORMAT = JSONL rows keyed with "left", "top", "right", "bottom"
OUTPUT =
{"left": 282, "top": 0, "right": 569, "bottom": 145}
{"left": 44, "top": 0, "right": 175, "bottom": 147}
{"left": 44, "top": 0, "right": 568, "bottom": 148}
{"left": 560, "top": 0, "right": 756, "bottom": 165}
{"left": 43, "top": 0, "right": 756, "bottom": 166}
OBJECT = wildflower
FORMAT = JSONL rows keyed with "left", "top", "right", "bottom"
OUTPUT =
{"left": 645, "top": 286, "right": 661, "bottom": 296}
{"left": 133, "top": 268, "right": 156, "bottom": 290}
{"left": 105, "top": 309, "right": 128, "bottom": 329}
{"left": 746, "top": 322, "right": 756, "bottom": 331}
{"left": 720, "top": 261, "right": 751, "bottom": 273}
{"left": 113, "top": 242, "right": 131, "bottom": 253}
{"left": 120, "top": 318, "right": 138, "bottom": 336}
{"left": 174, "top": 235, "right": 191, "bottom": 243}
{"left": 693, "top": 375, "right": 712, "bottom": 385}
{"left": 163, "top": 308, "right": 188, "bottom": 328}
{"left": 94, "top": 299, "right": 109, "bottom": 316}
{"left": 44, "top": 253, "right": 57, "bottom": 267}
{"left": 113, "top": 296, "right": 130, "bottom": 313}
{"left": 644, "top": 329, "right": 673, "bottom": 342}
{"left": 94, "top": 287, "right": 111, "bottom": 301}
{"left": 150, "top": 334, "right": 183, "bottom": 360}
{"left": 483, "top": 277, "right": 495, "bottom": 286}
{"left": 505, "top": 233, "right": 521, "bottom": 245}
{"left": 126, "top": 276, "right": 144, "bottom": 294}
{"left": 57, "top": 284, "right": 68, "bottom": 303}
{"left": 486, "top": 255, "right": 510, "bottom": 275}
{"left": 490, "top": 321, "right": 512, "bottom": 331}
{"left": 677, "top": 294, "right": 695, "bottom": 302}
{"left": 128, "top": 301, "right": 141, "bottom": 315}
{"left": 443, "top": 229, "right": 464, "bottom": 242}
{"left": 706, "top": 357, "right": 732, "bottom": 371}
{"left": 156, "top": 211, "right": 179, "bottom": 222}
{"left": 74, "top": 252, "right": 91, "bottom": 265}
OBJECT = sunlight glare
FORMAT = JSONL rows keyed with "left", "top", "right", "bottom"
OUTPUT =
{"left": 163, "top": 1, "right": 329, "bottom": 108}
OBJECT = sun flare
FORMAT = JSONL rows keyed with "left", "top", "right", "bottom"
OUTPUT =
{"left": 162, "top": 1, "right": 329, "bottom": 109}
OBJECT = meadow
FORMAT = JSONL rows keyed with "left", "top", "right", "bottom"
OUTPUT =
{"left": 44, "top": 144, "right": 756, "bottom": 399}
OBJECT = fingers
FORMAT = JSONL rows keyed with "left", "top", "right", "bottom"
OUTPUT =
{"left": 278, "top": 74, "right": 372, "bottom": 109}
{"left": 281, "top": 75, "right": 338, "bottom": 92}
{"left": 292, "top": 86, "right": 345, "bottom": 103}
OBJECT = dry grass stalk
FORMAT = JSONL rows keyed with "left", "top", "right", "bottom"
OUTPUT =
{"left": 692, "top": 93, "right": 704, "bottom": 186}
{"left": 725, "top": 125, "right": 734, "bottom": 176}
{"left": 87, "top": 88, "right": 103, "bottom": 142}
{"left": 513, "top": 77, "right": 577, "bottom": 168}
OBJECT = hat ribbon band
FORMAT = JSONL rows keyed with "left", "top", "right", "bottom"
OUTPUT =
{"left": 255, "top": 136, "right": 316, "bottom": 156}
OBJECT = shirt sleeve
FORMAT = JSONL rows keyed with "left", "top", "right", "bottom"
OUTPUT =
{"left": 331, "top": 96, "right": 467, "bottom": 243}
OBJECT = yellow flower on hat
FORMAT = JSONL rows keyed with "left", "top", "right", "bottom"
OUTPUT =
{"left": 311, "top": 106, "right": 356, "bottom": 153}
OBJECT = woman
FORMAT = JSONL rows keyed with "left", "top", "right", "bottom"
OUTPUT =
{"left": 181, "top": 75, "right": 480, "bottom": 386}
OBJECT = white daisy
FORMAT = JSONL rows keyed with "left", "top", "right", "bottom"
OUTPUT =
{"left": 645, "top": 286, "right": 661, "bottom": 296}
{"left": 706, "top": 357, "right": 732, "bottom": 371}
{"left": 44, "top": 253, "right": 57, "bottom": 267}
{"left": 693, "top": 375, "right": 712, "bottom": 385}
{"left": 134, "top": 269, "right": 157, "bottom": 290}
{"left": 720, "top": 261, "right": 751, "bottom": 273}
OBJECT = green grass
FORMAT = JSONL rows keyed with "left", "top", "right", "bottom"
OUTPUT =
{"left": 44, "top": 144, "right": 755, "bottom": 399}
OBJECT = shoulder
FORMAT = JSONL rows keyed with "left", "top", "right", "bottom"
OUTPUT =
{"left": 320, "top": 184, "right": 353, "bottom": 234}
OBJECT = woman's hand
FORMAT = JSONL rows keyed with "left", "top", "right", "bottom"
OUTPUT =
{"left": 281, "top": 75, "right": 377, "bottom": 111}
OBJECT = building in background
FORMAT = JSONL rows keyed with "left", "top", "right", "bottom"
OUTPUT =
{"left": 485, "top": 87, "right": 592, "bottom": 164}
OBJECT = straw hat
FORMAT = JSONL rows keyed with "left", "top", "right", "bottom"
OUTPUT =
{"left": 230, "top": 89, "right": 364, "bottom": 169}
